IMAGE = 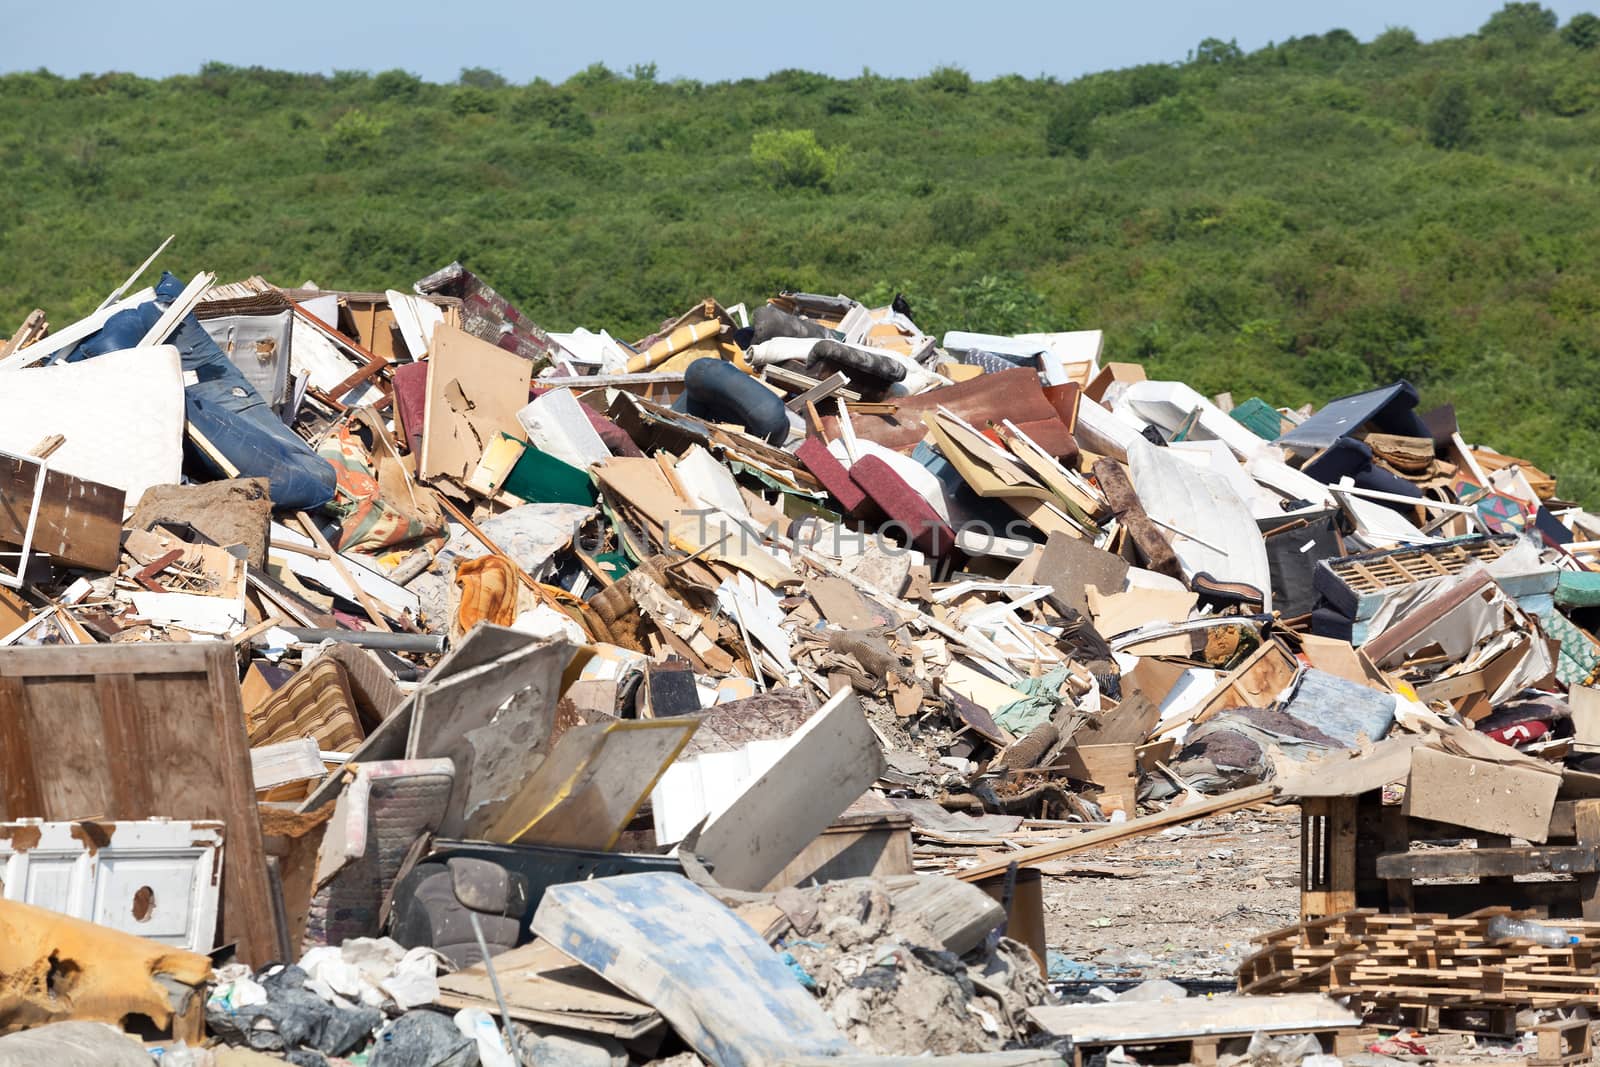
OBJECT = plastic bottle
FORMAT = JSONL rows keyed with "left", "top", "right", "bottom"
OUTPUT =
{"left": 1486, "top": 914, "right": 1578, "bottom": 947}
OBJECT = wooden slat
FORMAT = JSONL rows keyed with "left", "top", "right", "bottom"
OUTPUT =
{"left": 958, "top": 784, "right": 1276, "bottom": 882}
{"left": 1375, "top": 846, "right": 1600, "bottom": 880}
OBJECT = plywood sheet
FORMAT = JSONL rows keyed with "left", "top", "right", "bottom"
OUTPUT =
{"left": 0, "top": 457, "right": 124, "bottom": 572}
{"left": 0, "top": 643, "right": 279, "bottom": 965}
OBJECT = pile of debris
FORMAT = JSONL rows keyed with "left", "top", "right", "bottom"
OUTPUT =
{"left": 1, "top": 244, "right": 1599, "bottom": 1063}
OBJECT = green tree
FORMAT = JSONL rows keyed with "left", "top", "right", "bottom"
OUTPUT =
{"left": 1551, "top": 73, "right": 1598, "bottom": 113}
{"left": 628, "top": 62, "right": 659, "bottom": 83}
{"left": 926, "top": 65, "right": 972, "bottom": 93}
{"left": 1370, "top": 26, "right": 1420, "bottom": 57}
{"left": 1190, "top": 37, "right": 1243, "bottom": 65}
{"left": 458, "top": 66, "right": 507, "bottom": 89}
{"left": 322, "top": 109, "right": 387, "bottom": 160}
{"left": 1426, "top": 81, "right": 1473, "bottom": 148}
{"left": 750, "top": 128, "right": 839, "bottom": 189}
{"left": 1562, "top": 12, "right": 1600, "bottom": 48}
{"left": 1480, "top": 2, "right": 1558, "bottom": 42}
{"left": 1044, "top": 98, "right": 1093, "bottom": 158}
{"left": 372, "top": 69, "right": 422, "bottom": 101}
{"left": 449, "top": 86, "right": 497, "bottom": 116}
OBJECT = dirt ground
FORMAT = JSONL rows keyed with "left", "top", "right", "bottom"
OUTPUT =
{"left": 1042, "top": 804, "right": 1303, "bottom": 983}
{"left": 1038, "top": 803, "right": 1567, "bottom": 1063}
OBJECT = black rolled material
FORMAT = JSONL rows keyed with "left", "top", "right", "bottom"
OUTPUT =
{"left": 682, "top": 357, "right": 791, "bottom": 445}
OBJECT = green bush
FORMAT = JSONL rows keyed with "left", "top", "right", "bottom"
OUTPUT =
{"left": 372, "top": 69, "right": 423, "bottom": 101}
{"left": 926, "top": 65, "right": 972, "bottom": 94}
{"left": 450, "top": 87, "right": 497, "bottom": 116}
{"left": 1562, "top": 12, "right": 1600, "bottom": 48}
{"left": 749, "top": 128, "right": 839, "bottom": 189}
{"left": 1370, "top": 26, "right": 1420, "bottom": 57}
{"left": 1480, "top": 2, "right": 1558, "bottom": 43}
{"left": 1550, "top": 73, "right": 1598, "bottom": 113}
{"left": 1426, "top": 81, "right": 1473, "bottom": 148}
{"left": 322, "top": 108, "right": 388, "bottom": 159}
{"left": 1045, "top": 97, "right": 1094, "bottom": 158}
{"left": 458, "top": 66, "right": 507, "bottom": 89}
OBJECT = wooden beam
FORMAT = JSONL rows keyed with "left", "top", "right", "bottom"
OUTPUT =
{"left": 1376, "top": 846, "right": 1600, "bottom": 880}
{"left": 956, "top": 784, "right": 1277, "bottom": 882}
{"left": 296, "top": 512, "right": 392, "bottom": 633}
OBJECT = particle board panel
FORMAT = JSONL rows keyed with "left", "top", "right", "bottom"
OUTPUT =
{"left": 0, "top": 642, "right": 280, "bottom": 965}
{"left": 0, "top": 455, "right": 125, "bottom": 572}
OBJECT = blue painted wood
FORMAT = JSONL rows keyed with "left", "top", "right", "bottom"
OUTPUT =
{"left": 532, "top": 872, "right": 853, "bottom": 1066}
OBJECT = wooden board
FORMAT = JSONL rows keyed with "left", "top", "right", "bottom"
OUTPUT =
{"left": 0, "top": 455, "right": 124, "bottom": 572}
{"left": 1375, "top": 845, "right": 1600, "bottom": 880}
{"left": 0, "top": 642, "right": 280, "bottom": 965}
{"left": 479, "top": 717, "right": 700, "bottom": 848}
{"left": 958, "top": 784, "right": 1277, "bottom": 883}
{"left": 420, "top": 324, "right": 532, "bottom": 482}
{"left": 532, "top": 871, "right": 854, "bottom": 1066}
{"left": 695, "top": 689, "right": 887, "bottom": 892}
{"left": 1029, "top": 993, "right": 1358, "bottom": 1042}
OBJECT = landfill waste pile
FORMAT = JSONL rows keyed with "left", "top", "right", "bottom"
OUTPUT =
{"left": 2, "top": 245, "right": 1600, "bottom": 1065}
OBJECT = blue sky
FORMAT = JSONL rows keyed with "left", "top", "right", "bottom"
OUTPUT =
{"left": 9, "top": 1, "right": 1596, "bottom": 84}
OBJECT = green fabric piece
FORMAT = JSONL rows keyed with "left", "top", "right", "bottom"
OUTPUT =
{"left": 1541, "top": 608, "right": 1600, "bottom": 687}
{"left": 503, "top": 438, "right": 597, "bottom": 506}
{"left": 1230, "top": 397, "right": 1283, "bottom": 441}
{"left": 994, "top": 663, "right": 1071, "bottom": 734}
{"left": 1556, "top": 571, "right": 1600, "bottom": 610}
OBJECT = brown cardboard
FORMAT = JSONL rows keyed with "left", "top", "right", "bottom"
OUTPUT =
{"left": 1572, "top": 685, "right": 1600, "bottom": 747}
{"left": 1404, "top": 746, "right": 1559, "bottom": 844}
{"left": 1058, "top": 742, "right": 1138, "bottom": 817}
{"left": 420, "top": 324, "right": 531, "bottom": 482}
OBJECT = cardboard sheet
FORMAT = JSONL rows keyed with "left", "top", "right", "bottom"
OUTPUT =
{"left": 421, "top": 324, "right": 531, "bottom": 482}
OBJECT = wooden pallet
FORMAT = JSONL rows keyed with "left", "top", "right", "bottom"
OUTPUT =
{"left": 1529, "top": 1018, "right": 1593, "bottom": 1067}
{"left": 1068, "top": 1027, "right": 1370, "bottom": 1067}
{"left": 1239, "top": 909, "right": 1600, "bottom": 1022}
{"left": 1372, "top": 1003, "right": 1519, "bottom": 1038}
{"left": 1301, "top": 793, "right": 1600, "bottom": 923}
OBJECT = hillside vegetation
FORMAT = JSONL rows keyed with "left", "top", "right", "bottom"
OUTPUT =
{"left": 4, "top": 4, "right": 1600, "bottom": 496}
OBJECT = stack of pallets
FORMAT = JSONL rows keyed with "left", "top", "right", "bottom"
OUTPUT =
{"left": 1240, "top": 909, "right": 1600, "bottom": 1025}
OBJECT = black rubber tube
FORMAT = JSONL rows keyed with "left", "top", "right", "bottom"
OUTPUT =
{"left": 681, "top": 358, "right": 791, "bottom": 444}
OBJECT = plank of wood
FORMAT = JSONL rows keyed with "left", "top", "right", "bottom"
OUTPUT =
{"left": 0, "top": 455, "right": 124, "bottom": 572}
{"left": 1577, "top": 799, "right": 1600, "bottom": 922}
{"left": 480, "top": 717, "right": 699, "bottom": 848}
{"left": 694, "top": 689, "right": 887, "bottom": 892}
{"left": 1029, "top": 993, "right": 1358, "bottom": 1042}
{"left": 1375, "top": 845, "right": 1600, "bottom": 880}
{"left": 956, "top": 785, "right": 1277, "bottom": 882}
{"left": 532, "top": 872, "right": 854, "bottom": 1066}
{"left": 0, "top": 642, "right": 281, "bottom": 965}
{"left": 251, "top": 738, "right": 326, "bottom": 791}
{"left": 296, "top": 512, "right": 392, "bottom": 632}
